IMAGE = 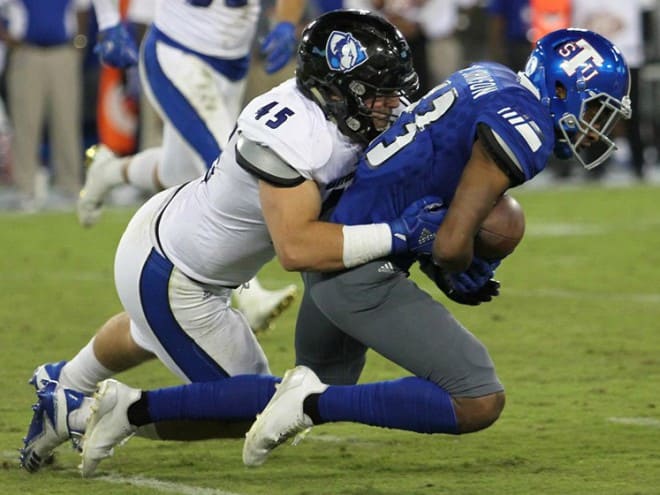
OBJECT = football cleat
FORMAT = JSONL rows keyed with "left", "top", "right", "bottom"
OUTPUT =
{"left": 80, "top": 379, "right": 141, "bottom": 477}
{"left": 77, "top": 144, "right": 120, "bottom": 228}
{"left": 20, "top": 381, "right": 85, "bottom": 473}
{"left": 236, "top": 283, "right": 298, "bottom": 334}
{"left": 243, "top": 365, "right": 328, "bottom": 467}
{"left": 29, "top": 361, "right": 67, "bottom": 392}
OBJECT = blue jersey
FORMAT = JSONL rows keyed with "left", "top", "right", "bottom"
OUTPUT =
{"left": 331, "top": 62, "right": 554, "bottom": 226}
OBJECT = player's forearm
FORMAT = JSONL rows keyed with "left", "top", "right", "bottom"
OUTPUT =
{"left": 273, "top": 221, "right": 346, "bottom": 272}
{"left": 272, "top": 0, "right": 306, "bottom": 25}
{"left": 92, "top": 0, "right": 120, "bottom": 29}
{"left": 274, "top": 221, "right": 393, "bottom": 272}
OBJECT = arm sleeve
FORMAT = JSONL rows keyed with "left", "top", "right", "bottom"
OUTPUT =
{"left": 92, "top": 0, "right": 120, "bottom": 29}
{"left": 477, "top": 122, "right": 526, "bottom": 186}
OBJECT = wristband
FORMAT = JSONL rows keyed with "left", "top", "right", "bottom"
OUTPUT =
{"left": 342, "top": 224, "right": 392, "bottom": 268}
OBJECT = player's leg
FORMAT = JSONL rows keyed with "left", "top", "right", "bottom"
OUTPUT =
{"left": 294, "top": 274, "right": 367, "bottom": 385}
{"left": 20, "top": 192, "right": 170, "bottom": 471}
{"left": 242, "top": 262, "right": 505, "bottom": 466}
{"left": 306, "top": 262, "right": 505, "bottom": 432}
{"left": 8, "top": 46, "right": 47, "bottom": 210}
{"left": 48, "top": 45, "right": 82, "bottom": 200}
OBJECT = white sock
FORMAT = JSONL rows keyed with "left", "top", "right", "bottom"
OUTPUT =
{"left": 125, "top": 147, "right": 163, "bottom": 193}
{"left": 59, "top": 338, "right": 114, "bottom": 395}
{"left": 102, "top": 154, "right": 126, "bottom": 187}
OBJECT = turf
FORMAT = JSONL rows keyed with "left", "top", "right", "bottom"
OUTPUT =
{"left": 1, "top": 183, "right": 659, "bottom": 495}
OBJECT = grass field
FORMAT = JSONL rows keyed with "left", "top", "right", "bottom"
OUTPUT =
{"left": 1, "top": 183, "right": 659, "bottom": 495}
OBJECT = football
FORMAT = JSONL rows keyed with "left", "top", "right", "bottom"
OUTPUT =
{"left": 474, "top": 193, "right": 525, "bottom": 259}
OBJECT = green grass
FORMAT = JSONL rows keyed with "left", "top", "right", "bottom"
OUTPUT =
{"left": 1, "top": 184, "right": 660, "bottom": 494}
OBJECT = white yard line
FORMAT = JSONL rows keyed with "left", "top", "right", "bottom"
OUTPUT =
{"left": 607, "top": 417, "right": 660, "bottom": 428}
{"left": 95, "top": 474, "right": 246, "bottom": 495}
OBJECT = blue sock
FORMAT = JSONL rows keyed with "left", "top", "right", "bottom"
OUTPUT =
{"left": 145, "top": 374, "right": 279, "bottom": 422}
{"left": 316, "top": 377, "right": 458, "bottom": 434}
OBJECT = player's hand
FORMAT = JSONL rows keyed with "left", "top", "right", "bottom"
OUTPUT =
{"left": 261, "top": 22, "right": 296, "bottom": 74}
{"left": 450, "top": 257, "right": 501, "bottom": 293}
{"left": 94, "top": 23, "right": 139, "bottom": 69}
{"left": 388, "top": 196, "right": 447, "bottom": 256}
{"left": 419, "top": 255, "right": 501, "bottom": 306}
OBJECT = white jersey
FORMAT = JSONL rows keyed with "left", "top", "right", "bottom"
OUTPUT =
{"left": 158, "top": 79, "right": 363, "bottom": 287}
{"left": 155, "top": 0, "right": 260, "bottom": 59}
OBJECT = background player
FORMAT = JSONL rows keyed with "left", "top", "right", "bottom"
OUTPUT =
{"left": 80, "top": 0, "right": 308, "bottom": 332}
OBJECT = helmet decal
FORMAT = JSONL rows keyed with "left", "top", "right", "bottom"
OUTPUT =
{"left": 557, "top": 39, "right": 604, "bottom": 81}
{"left": 326, "top": 31, "right": 368, "bottom": 72}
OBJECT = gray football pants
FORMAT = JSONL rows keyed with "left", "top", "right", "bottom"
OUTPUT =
{"left": 295, "top": 260, "right": 504, "bottom": 398}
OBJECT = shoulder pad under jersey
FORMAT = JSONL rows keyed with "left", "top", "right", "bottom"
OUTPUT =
{"left": 235, "top": 133, "right": 305, "bottom": 187}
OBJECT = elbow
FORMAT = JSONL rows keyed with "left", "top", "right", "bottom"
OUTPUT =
{"left": 275, "top": 242, "right": 307, "bottom": 272}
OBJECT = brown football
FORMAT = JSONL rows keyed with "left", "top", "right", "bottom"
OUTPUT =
{"left": 474, "top": 193, "right": 525, "bottom": 259}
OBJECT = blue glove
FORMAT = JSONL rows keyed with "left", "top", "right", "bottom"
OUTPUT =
{"left": 419, "top": 255, "right": 501, "bottom": 306}
{"left": 260, "top": 22, "right": 296, "bottom": 74}
{"left": 94, "top": 23, "right": 139, "bottom": 69}
{"left": 449, "top": 257, "right": 501, "bottom": 293}
{"left": 388, "top": 196, "right": 447, "bottom": 256}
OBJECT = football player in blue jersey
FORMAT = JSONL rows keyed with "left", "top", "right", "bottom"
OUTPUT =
{"left": 36, "top": 24, "right": 632, "bottom": 473}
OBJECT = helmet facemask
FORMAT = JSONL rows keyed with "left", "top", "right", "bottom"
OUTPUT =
{"left": 555, "top": 88, "right": 632, "bottom": 169}
{"left": 343, "top": 78, "right": 417, "bottom": 142}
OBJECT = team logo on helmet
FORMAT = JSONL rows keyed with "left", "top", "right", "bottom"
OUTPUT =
{"left": 557, "top": 39, "right": 604, "bottom": 81}
{"left": 325, "top": 31, "right": 368, "bottom": 72}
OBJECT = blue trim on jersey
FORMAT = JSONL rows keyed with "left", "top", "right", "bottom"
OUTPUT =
{"left": 22, "top": 0, "right": 72, "bottom": 46}
{"left": 150, "top": 26, "right": 249, "bottom": 81}
{"left": 142, "top": 27, "right": 227, "bottom": 167}
{"left": 139, "top": 249, "right": 230, "bottom": 381}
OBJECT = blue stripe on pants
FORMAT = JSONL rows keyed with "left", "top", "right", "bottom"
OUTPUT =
{"left": 139, "top": 248, "right": 229, "bottom": 381}
{"left": 142, "top": 27, "right": 221, "bottom": 167}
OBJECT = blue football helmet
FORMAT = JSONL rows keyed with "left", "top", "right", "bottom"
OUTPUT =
{"left": 524, "top": 28, "right": 631, "bottom": 169}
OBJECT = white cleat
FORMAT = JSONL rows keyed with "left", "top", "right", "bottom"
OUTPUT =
{"left": 20, "top": 381, "right": 85, "bottom": 473}
{"left": 243, "top": 366, "right": 328, "bottom": 467}
{"left": 77, "top": 144, "right": 120, "bottom": 228}
{"left": 237, "top": 284, "right": 298, "bottom": 334}
{"left": 80, "top": 379, "right": 141, "bottom": 477}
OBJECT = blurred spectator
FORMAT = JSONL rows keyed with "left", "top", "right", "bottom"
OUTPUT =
{"left": 0, "top": 1, "right": 12, "bottom": 185}
{"left": 640, "top": 0, "right": 660, "bottom": 163}
{"left": 529, "top": 0, "right": 570, "bottom": 43}
{"left": 347, "top": 0, "right": 430, "bottom": 96}
{"left": 486, "top": 0, "right": 531, "bottom": 72}
{"left": 0, "top": 0, "right": 89, "bottom": 211}
{"left": 243, "top": 0, "right": 310, "bottom": 106}
{"left": 573, "top": 0, "right": 647, "bottom": 179}
{"left": 420, "top": 0, "right": 477, "bottom": 88}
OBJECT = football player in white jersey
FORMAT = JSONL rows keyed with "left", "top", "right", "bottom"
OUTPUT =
{"left": 20, "top": 10, "right": 445, "bottom": 473}
{"left": 78, "top": 0, "right": 308, "bottom": 333}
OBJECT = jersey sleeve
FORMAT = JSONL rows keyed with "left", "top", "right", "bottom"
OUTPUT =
{"left": 237, "top": 83, "right": 334, "bottom": 180}
{"left": 474, "top": 89, "right": 554, "bottom": 183}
